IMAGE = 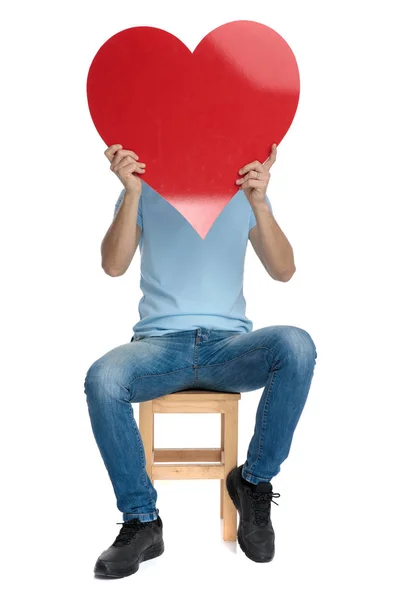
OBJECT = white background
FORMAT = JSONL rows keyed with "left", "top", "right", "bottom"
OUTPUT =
{"left": 1, "top": 0, "right": 399, "bottom": 597}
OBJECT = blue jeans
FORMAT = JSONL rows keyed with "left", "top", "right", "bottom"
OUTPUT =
{"left": 84, "top": 325, "right": 317, "bottom": 523}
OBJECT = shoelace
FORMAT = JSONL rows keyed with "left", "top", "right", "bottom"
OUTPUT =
{"left": 246, "top": 487, "right": 281, "bottom": 527}
{"left": 112, "top": 519, "right": 151, "bottom": 546}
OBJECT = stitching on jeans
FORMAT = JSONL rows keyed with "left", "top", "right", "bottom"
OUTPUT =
{"left": 127, "top": 345, "right": 277, "bottom": 400}
{"left": 194, "top": 335, "right": 199, "bottom": 383}
{"left": 128, "top": 365, "right": 195, "bottom": 400}
{"left": 197, "top": 345, "right": 276, "bottom": 368}
{"left": 246, "top": 368, "right": 277, "bottom": 474}
{"left": 124, "top": 512, "right": 158, "bottom": 517}
{"left": 129, "top": 402, "right": 156, "bottom": 511}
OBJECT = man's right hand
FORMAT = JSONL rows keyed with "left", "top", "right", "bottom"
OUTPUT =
{"left": 104, "top": 144, "right": 146, "bottom": 194}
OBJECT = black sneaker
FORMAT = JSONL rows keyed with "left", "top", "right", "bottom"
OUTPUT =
{"left": 94, "top": 515, "right": 164, "bottom": 578}
{"left": 226, "top": 464, "right": 280, "bottom": 562}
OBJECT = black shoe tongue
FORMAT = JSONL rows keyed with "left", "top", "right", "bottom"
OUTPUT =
{"left": 254, "top": 481, "right": 272, "bottom": 493}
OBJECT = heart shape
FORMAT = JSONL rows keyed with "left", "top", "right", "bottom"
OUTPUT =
{"left": 87, "top": 20, "right": 300, "bottom": 237}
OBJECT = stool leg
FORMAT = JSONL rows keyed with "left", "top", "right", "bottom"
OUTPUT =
{"left": 220, "top": 412, "right": 225, "bottom": 519}
{"left": 222, "top": 402, "right": 238, "bottom": 541}
{"left": 139, "top": 401, "right": 154, "bottom": 486}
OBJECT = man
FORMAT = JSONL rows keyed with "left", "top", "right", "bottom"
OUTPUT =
{"left": 84, "top": 143, "right": 317, "bottom": 578}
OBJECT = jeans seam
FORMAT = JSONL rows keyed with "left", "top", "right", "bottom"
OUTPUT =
{"left": 194, "top": 333, "right": 199, "bottom": 383}
{"left": 124, "top": 512, "right": 157, "bottom": 517}
{"left": 246, "top": 364, "right": 277, "bottom": 474}
{"left": 129, "top": 402, "right": 156, "bottom": 511}
{"left": 197, "top": 345, "right": 276, "bottom": 369}
{"left": 127, "top": 365, "right": 195, "bottom": 402}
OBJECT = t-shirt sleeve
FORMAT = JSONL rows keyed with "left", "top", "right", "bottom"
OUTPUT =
{"left": 249, "top": 193, "right": 273, "bottom": 232}
{"left": 113, "top": 188, "right": 143, "bottom": 229}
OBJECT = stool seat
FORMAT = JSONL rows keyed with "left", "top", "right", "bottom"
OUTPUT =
{"left": 139, "top": 389, "right": 240, "bottom": 541}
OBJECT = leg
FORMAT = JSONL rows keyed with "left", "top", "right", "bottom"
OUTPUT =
{"left": 195, "top": 325, "right": 318, "bottom": 483}
{"left": 140, "top": 400, "right": 155, "bottom": 486}
{"left": 84, "top": 336, "right": 195, "bottom": 522}
{"left": 242, "top": 326, "right": 317, "bottom": 483}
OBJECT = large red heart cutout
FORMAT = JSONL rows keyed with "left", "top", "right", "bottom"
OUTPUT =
{"left": 87, "top": 20, "right": 300, "bottom": 238}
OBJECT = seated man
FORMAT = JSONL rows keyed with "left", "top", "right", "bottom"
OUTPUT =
{"left": 84, "top": 143, "right": 317, "bottom": 578}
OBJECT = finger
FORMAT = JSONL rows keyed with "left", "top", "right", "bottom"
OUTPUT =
{"left": 111, "top": 154, "right": 132, "bottom": 171}
{"left": 116, "top": 156, "right": 145, "bottom": 173}
{"left": 111, "top": 151, "right": 145, "bottom": 171}
{"left": 120, "top": 162, "right": 146, "bottom": 176}
{"left": 112, "top": 155, "right": 138, "bottom": 172}
{"left": 110, "top": 150, "right": 138, "bottom": 169}
{"left": 238, "top": 160, "right": 262, "bottom": 176}
{"left": 268, "top": 144, "right": 277, "bottom": 166}
{"left": 242, "top": 170, "right": 268, "bottom": 183}
{"left": 104, "top": 144, "right": 121, "bottom": 159}
{"left": 262, "top": 144, "right": 277, "bottom": 166}
{"left": 240, "top": 179, "right": 265, "bottom": 189}
{"left": 104, "top": 144, "right": 123, "bottom": 161}
{"left": 108, "top": 148, "right": 140, "bottom": 167}
{"left": 236, "top": 170, "right": 261, "bottom": 184}
{"left": 114, "top": 157, "right": 146, "bottom": 170}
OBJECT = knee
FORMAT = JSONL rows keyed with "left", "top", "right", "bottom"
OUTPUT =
{"left": 276, "top": 326, "right": 317, "bottom": 365}
{"left": 84, "top": 360, "right": 104, "bottom": 399}
{"left": 84, "top": 359, "right": 129, "bottom": 403}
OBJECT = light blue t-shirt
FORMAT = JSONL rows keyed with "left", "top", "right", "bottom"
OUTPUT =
{"left": 113, "top": 181, "right": 273, "bottom": 338}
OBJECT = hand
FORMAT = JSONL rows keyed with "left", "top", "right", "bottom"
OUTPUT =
{"left": 104, "top": 144, "right": 146, "bottom": 194}
{"left": 236, "top": 143, "right": 277, "bottom": 206}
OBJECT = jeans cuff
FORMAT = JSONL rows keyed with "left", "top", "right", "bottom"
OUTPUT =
{"left": 123, "top": 508, "right": 159, "bottom": 523}
{"left": 241, "top": 466, "right": 271, "bottom": 485}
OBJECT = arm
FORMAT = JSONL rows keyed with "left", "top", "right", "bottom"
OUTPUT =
{"left": 101, "top": 188, "right": 142, "bottom": 277}
{"left": 238, "top": 144, "right": 295, "bottom": 282}
{"left": 248, "top": 203, "right": 296, "bottom": 282}
{"left": 101, "top": 144, "right": 145, "bottom": 277}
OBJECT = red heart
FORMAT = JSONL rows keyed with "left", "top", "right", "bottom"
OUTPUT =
{"left": 87, "top": 20, "right": 300, "bottom": 238}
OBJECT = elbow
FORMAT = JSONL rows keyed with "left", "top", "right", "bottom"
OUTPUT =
{"left": 102, "top": 262, "right": 124, "bottom": 277}
{"left": 277, "top": 265, "right": 296, "bottom": 282}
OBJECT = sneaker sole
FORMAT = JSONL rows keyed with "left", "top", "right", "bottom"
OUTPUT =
{"left": 94, "top": 539, "right": 164, "bottom": 578}
{"left": 226, "top": 469, "right": 275, "bottom": 563}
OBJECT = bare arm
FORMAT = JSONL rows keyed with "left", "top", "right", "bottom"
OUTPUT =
{"left": 101, "top": 144, "right": 146, "bottom": 277}
{"left": 101, "top": 189, "right": 142, "bottom": 277}
{"left": 238, "top": 144, "right": 295, "bottom": 282}
{"left": 249, "top": 205, "right": 295, "bottom": 281}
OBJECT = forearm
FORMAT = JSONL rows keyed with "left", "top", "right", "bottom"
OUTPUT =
{"left": 101, "top": 189, "right": 141, "bottom": 276}
{"left": 252, "top": 203, "right": 296, "bottom": 281}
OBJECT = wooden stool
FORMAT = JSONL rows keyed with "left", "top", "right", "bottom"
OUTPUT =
{"left": 139, "top": 390, "right": 240, "bottom": 541}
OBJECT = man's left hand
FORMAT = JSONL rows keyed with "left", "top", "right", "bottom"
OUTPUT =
{"left": 236, "top": 143, "right": 277, "bottom": 206}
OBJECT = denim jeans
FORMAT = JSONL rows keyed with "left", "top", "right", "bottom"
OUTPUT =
{"left": 84, "top": 325, "right": 317, "bottom": 523}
